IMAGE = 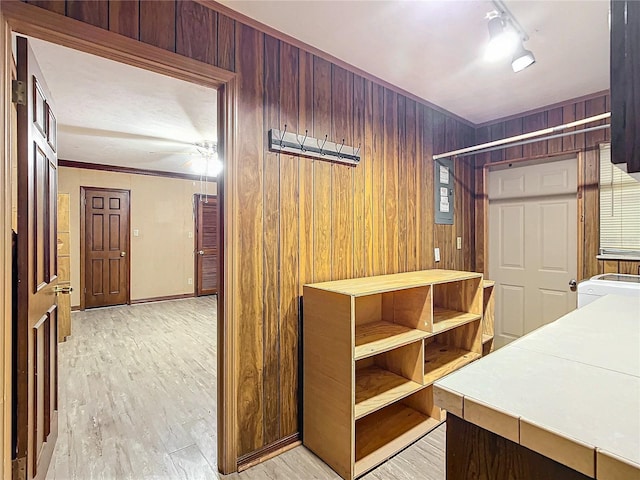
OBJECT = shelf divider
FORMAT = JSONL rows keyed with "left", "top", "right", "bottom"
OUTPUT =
{"left": 424, "top": 342, "right": 481, "bottom": 385}
{"left": 355, "top": 366, "right": 424, "bottom": 419}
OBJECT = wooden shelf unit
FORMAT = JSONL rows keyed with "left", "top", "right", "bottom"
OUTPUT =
{"left": 303, "top": 270, "right": 484, "bottom": 479}
{"left": 482, "top": 280, "right": 495, "bottom": 356}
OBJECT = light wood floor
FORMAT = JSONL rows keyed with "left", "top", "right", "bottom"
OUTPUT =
{"left": 47, "top": 297, "right": 445, "bottom": 480}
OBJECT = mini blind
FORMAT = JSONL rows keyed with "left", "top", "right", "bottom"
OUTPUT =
{"left": 599, "top": 144, "right": 640, "bottom": 251}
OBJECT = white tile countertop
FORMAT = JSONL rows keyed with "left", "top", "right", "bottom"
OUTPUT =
{"left": 434, "top": 294, "right": 640, "bottom": 480}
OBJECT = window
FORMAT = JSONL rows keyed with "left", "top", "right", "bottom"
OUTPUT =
{"left": 599, "top": 143, "right": 640, "bottom": 252}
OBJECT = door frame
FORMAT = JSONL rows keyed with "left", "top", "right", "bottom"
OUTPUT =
{"left": 80, "top": 186, "right": 131, "bottom": 310}
{"left": 0, "top": 2, "right": 238, "bottom": 475}
{"left": 482, "top": 150, "right": 585, "bottom": 284}
{"left": 194, "top": 194, "right": 218, "bottom": 297}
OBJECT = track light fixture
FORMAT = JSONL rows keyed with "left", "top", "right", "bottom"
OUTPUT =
{"left": 485, "top": 0, "right": 535, "bottom": 72}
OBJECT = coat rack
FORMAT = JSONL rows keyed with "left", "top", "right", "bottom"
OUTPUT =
{"left": 268, "top": 126, "right": 361, "bottom": 165}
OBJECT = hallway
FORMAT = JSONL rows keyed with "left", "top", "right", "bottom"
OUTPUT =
{"left": 46, "top": 297, "right": 218, "bottom": 479}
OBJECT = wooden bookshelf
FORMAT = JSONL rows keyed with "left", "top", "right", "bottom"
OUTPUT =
{"left": 303, "top": 270, "right": 485, "bottom": 479}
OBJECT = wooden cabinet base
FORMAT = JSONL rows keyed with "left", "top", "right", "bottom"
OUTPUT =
{"left": 446, "top": 414, "right": 592, "bottom": 480}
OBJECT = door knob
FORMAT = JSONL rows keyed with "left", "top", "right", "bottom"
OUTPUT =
{"left": 569, "top": 279, "right": 577, "bottom": 291}
{"left": 120, "top": 251, "right": 126, "bottom": 257}
{"left": 198, "top": 250, "right": 205, "bottom": 255}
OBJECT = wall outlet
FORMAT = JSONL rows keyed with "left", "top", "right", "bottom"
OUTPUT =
{"left": 187, "top": 278, "right": 193, "bottom": 285}
{"left": 434, "top": 247, "right": 440, "bottom": 262}
{"left": 457, "top": 236, "right": 462, "bottom": 250}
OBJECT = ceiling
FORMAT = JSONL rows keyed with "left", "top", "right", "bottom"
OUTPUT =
{"left": 28, "top": 37, "right": 217, "bottom": 175}
{"left": 218, "top": 0, "right": 610, "bottom": 124}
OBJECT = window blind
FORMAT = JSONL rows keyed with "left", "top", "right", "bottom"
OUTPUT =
{"left": 599, "top": 144, "right": 640, "bottom": 251}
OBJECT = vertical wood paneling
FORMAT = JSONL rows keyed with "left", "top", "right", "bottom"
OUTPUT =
{"left": 406, "top": 100, "right": 417, "bottom": 272}
{"left": 262, "top": 35, "right": 280, "bottom": 446}
{"left": 66, "top": 0, "right": 107, "bottom": 29}
{"left": 176, "top": 1, "right": 217, "bottom": 65}
{"left": 108, "top": 0, "right": 139, "bottom": 40}
{"left": 562, "top": 103, "right": 576, "bottom": 151}
{"left": 397, "top": 95, "right": 408, "bottom": 272}
{"left": 371, "top": 82, "right": 386, "bottom": 275}
{"left": 140, "top": 0, "right": 176, "bottom": 52}
{"left": 330, "top": 66, "right": 354, "bottom": 281}
{"left": 432, "top": 110, "right": 446, "bottom": 269}
{"left": 573, "top": 101, "right": 586, "bottom": 152}
{"left": 217, "top": 14, "right": 236, "bottom": 72}
{"left": 547, "top": 107, "right": 564, "bottom": 154}
{"left": 474, "top": 127, "right": 490, "bottom": 274}
{"left": 26, "top": 0, "right": 65, "bottom": 15}
{"left": 503, "top": 118, "right": 523, "bottom": 160}
{"left": 420, "top": 107, "right": 434, "bottom": 271}
{"left": 312, "top": 57, "right": 332, "bottom": 283}
{"left": 278, "top": 42, "right": 300, "bottom": 437}
{"left": 298, "top": 51, "right": 313, "bottom": 290}
{"left": 522, "top": 111, "right": 547, "bottom": 158}
{"left": 235, "top": 23, "right": 265, "bottom": 456}
{"left": 383, "top": 89, "right": 399, "bottom": 274}
{"left": 363, "top": 80, "right": 376, "bottom": 276}
{"left": 353, "top": 75, "right": 366, "bottom": 278}
{"left": 489, "top": 123, "right": 505, "bottom": 163}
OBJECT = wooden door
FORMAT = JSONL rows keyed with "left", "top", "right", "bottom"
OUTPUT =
{"left": 14, "top": 35, "right": 59, "bottom": 480}
{"left": 488, "top": 158, "right": 578, "bottom": 348}
{"left": 195, "top": 195, "right": 218, "bottom": 296}
{"left": 57, "top": 193, "right": 71, "bottom": 341}
{"left": 82, "top": 188, "right": 130, "bottom": 309}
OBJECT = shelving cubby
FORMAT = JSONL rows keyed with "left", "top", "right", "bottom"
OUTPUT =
{"left": 303, "top": 270, "right": 484, "bottom": 480}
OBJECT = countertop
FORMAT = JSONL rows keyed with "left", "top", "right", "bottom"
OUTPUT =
{"left": 434, "top": 294, "right": 640, "bottom": 480}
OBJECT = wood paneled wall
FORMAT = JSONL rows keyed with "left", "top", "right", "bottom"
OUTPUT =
{"left": 23, "top": 0, "right": 475, "bottom": 459}
{"left": 474, "top": 92, "right": 610, "bottom": 281}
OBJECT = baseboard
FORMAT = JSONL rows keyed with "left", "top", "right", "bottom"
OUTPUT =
{"left": 236, "top": 433, "right": 301, "bottom": 472}
{"left": 130, "top": 293, "right": 195, "bottom": 305}
{"left": 71, "top": 305, "right": 81, "bottom": 311}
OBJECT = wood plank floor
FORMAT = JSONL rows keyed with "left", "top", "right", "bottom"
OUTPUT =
{"left": 47, "top": 297, "right": 445, "bottom": 480}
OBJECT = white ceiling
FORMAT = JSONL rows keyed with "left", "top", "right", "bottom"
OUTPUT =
{"left": 28, "top": 38, "right": 217, "bottom": 175}
{"left": 218, "top": 0, "right": 610, "bottom": 124}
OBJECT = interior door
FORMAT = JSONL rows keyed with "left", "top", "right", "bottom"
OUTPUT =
{"left": 195, "top": 195, "right": 218, "bottom": 296}
{"left": 82, "top": 187, "right": 130, "bottom": 308}
{"left": 488, "top": 158, "right": 578, "bottom": 348}
{"left": 14, "top": 35, "right": 59, "bottom": 480}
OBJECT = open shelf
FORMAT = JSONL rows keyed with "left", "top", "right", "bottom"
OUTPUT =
{"left": 482, "top": 334, "right": 493, "bottom": 344}
{"left": 355, "top": 321, "right": 428, "bottom": 360}
{"left": 424, "top": 342, "right": 481, "bottom": 385}
{"left": 355, "top": 366, "right": 423, "bottom": 420}
{"left": 432, "top": 308, "right": 482, "bottom": 334}
{"left": 354, "top": 403, "right": 441, "bottom": 477}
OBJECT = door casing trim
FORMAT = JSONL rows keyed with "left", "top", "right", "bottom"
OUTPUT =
{"left": 0, "top": 1, "right": 238, "bottom": 474}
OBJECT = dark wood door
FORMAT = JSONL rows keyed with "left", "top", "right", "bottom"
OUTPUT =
{"left": 14, "top": 35, "right": 59, "bottom": 480}
{"left": 195, "top": 195, "right": 218, "bottom": 296}
{"left": 82, "top": 188, "right": 130, "bottom": 308}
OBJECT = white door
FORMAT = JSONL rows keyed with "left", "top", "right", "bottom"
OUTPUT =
{"left": 489, "top": 158, "right": 578, "bottom": 348}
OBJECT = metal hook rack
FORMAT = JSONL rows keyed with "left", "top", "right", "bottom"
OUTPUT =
{"left": 268, "top": 128, "right": 361, "bottom": 165}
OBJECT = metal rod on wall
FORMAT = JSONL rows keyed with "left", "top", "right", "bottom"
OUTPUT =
{"left": 433, "top": 112, "right": 611, "bottom": 160}
{"left": 454, "top": 124, "right": 609, "bottom": 158}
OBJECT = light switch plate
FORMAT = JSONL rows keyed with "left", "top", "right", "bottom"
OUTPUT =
{"left": 457, "top": 236, "right": 462, "bottom": 250}
{"left": 188, "top": 278, "right": 193, "bottom": 285}
{"left": 434, "top": 247, "right": 441, "bottom": 262}
{"left": 133, "top": 229, "right": 139, "bottom": 237}
{"left": 188, "top": 231, "right": 193, "bottom": 239}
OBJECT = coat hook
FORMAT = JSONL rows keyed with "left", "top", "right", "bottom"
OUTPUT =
{"left": 298, "top": 130, "right": 308, "bottom": 151}
{"left": 337, "top": 139, "right": 345, "bottom": 158}
{"left": 318, "top": 134, "right": 328, "bottom": 155}
{"left": 279, "top": 124, "right": 288, "bottom": 148}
